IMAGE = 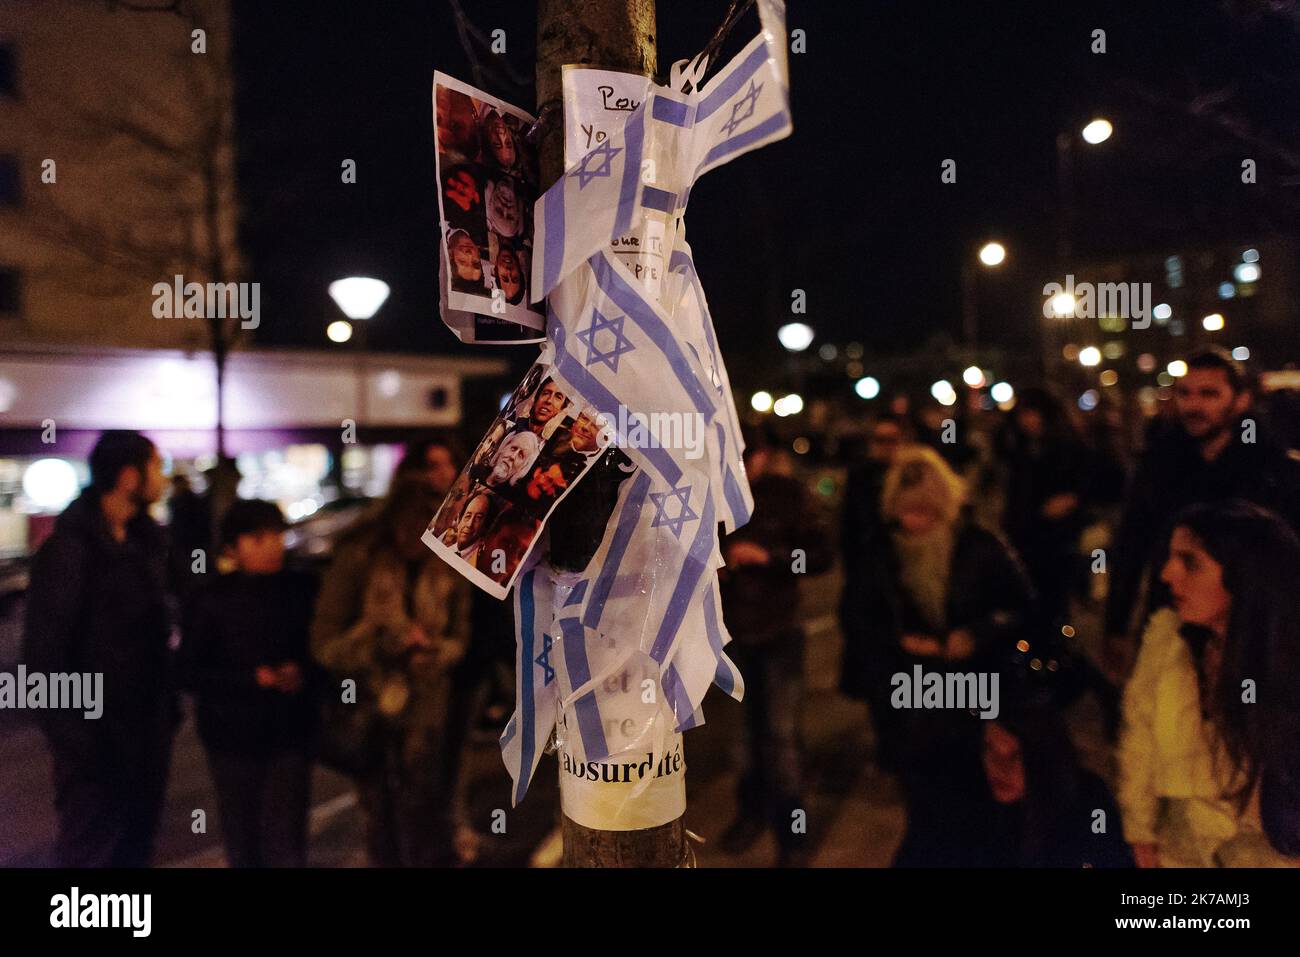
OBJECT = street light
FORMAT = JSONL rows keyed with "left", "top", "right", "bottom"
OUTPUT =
{"left": 328, "top": 276, "right": 390, "bottom": 320}
{"left": 1057, "top": 117, "right": 1114, "bottom": 259}
{"left": 778, "top": 322, "right": 814, "bottom": 352}
{"left": 773, "top": 393, "right": 804, "bottom": 417}
{"left": 1233, "top": 263, "right": 1260, "bottom": 284}
{"left": 1079, "top": 346, "right": 1102, "bottom": 367}
{"left": 964, "top": 241, "right": 1008, "bottom": 346}
{"left": 1202, "top": 313, "right": 1225, "bottom": 331}
{"left": 930, "top": 380, "right": 957, "bottom": 406}
{"left": 1050, "top": 291, "right": 1077, "bottom": 317}
{"left": 854, "top": 376, "right": 880, "bottom": 400}
{"left": 1081, "top": 118, "right": 1113, "bottom": 144}
{"left": 751, "top": 390, "right": 774, "bottom": 413}
{"left": 327, "top": 320, "right": 353, "bottom": 343}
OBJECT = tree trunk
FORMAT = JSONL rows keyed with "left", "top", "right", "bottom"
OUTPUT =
{"left": 535, "top": 0, "right": 685, "bottom": 869}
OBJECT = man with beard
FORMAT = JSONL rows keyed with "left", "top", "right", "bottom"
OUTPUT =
{"left": 484, "top": 431, "right": 542, "bottom": 494}
{"left": 23, "top": 431, "right": 177, "bottom": 867}
{"left": 485, "top": 176, "right": 522, "bottom": 239}
{"left": 1103, "top": 348, "right": 1300, "bottom": 677}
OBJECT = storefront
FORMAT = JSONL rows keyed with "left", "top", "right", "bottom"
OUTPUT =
{"left": 0, "top": 345, "right": 509, "bottom": 557}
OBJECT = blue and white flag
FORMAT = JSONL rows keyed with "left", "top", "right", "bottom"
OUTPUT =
{"left": 500, "top": 0, "right": 790, "bottom": 802}
{"left": 530, "top": 0, "right": 792, "bottom": 303}
{"left": 499, "top": 548, "right": 560, "bottom": 805}
{"left": 666, "top": 234, "right": 753, "bottom": 533}
{"left": 545, "top": 250, "right": 718, "bottom": 492}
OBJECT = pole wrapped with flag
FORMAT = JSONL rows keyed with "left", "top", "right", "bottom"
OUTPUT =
{"left": 498, "top": 0, "right": 792, "bottom": 808}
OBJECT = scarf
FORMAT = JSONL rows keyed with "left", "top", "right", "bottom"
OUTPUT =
{"left": 891, "top": 524, "right": 957, "bottom": 635}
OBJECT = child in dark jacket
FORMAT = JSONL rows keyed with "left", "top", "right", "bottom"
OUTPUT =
{"left": 180, "top": 499, "right": 318, "bottom": 868}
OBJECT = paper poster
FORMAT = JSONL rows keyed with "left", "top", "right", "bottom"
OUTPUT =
{"left": 560, "top": 66, "right": 666, "bottom": 295}
{"left": 437, "top": 250, "right": 543, "bottom": 345}
{"left": 433, "top": 71, "right": 545, "bottom": 343}
{"left": 423, "top": 359, "right": 612, "bottom": 598}
{"left": 561, "top": 66, "right": 652, "bottom": 172}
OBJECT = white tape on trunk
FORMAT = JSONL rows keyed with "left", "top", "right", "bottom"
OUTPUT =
{"left": 558, "top": 733, "right": 686, "bottom": 831}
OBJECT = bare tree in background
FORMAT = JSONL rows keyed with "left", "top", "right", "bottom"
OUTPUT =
{"left": 10, "top": 0, "right": 244, "bottom": 526}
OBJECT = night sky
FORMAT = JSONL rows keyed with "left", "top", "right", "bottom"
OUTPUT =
{"left": 233, "top": 0, "right": 1300, "bottom": 389}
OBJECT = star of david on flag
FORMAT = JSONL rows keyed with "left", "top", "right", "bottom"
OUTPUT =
{"left": 569, "top": 139, "right": 623, "bottom": 188}
{"left": 649, "top": 485, "right": 700, "bottom": 539}
{"left": 576, "top": 307, "right": 636, "bottom": 373}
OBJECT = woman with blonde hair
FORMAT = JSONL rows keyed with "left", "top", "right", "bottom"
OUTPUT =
{"left": 841, "top": 445, "right": 1034, "bottom": 866}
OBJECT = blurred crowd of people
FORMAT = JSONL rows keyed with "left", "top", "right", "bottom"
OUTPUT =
{"left": 18, "top": 346, "right": 1300, "bottom": 868}
{"left": 716, "top": 345, "right": 1300, "bottom": 867}
{"left": 21, "top": 432, "right": 511, "bottom": 868}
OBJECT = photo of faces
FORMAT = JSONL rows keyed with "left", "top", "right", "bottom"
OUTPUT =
{"left": 423, "top": 360, "right": 613, "bottom": 598}
{"left": 433, "top": 72, "right": 544, "bottom": 343}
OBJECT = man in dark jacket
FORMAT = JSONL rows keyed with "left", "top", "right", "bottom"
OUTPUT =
{"left": 22, "top": 430, "right": 175, "bottom": 867}
{"left": 1103, "top": 348, "right": 1300, "bottom": 677}
{"left": 718, "top": 438, "right": 831, "bottom": 865}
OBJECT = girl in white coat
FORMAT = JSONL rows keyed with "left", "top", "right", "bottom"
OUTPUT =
{"left": 1118, "top": 501, "right": 1300, "bottom": 867}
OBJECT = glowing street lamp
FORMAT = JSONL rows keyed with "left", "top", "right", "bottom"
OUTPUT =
{"left": 930, "top": 380, "right": 957, "bottom": 406}
{"left": 327, "top": 320, "right": 353, "bottom": 343}
{"left": 773, "top": 393, "right": 804, "bottom": 417}
{"left": 854, "top": 376, "right": 880, "bottom": 400}
{"left": 978, "top": 242, "right": 1006, "bottom": 267}
{"left": 778, "top": 322, "right": 815, "bottom": 352}
{"left": 1050, "top": 291, "right": 1077, "bottom": 318}
{"left": 1081, "top": 118, "right": 1113, "bottom": 145}
{"left": 328, "top": 276, "right": 390, "bottom": 320}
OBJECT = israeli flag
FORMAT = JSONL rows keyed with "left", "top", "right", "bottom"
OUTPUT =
{"left": 530, "top": 0, "right": 792, "bottom": 304}
{"left": 666, "top": 235, "right": 753, "bottom": 533}
{"left": 545, "top": 250, "right": 719, "bottom": 493}
{"left": 499, "top": 549, "right": 560, "bottom": 806}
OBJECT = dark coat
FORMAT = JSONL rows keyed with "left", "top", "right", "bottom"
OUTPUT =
{"left": 839, "top": 520, "right": 1034, "bottom": 699}
{"left": 839, "top": 461, "right": 889, "bottom": 580}
{"left": 719, "top": 473, "right": 832, "bottom": 645}
{"left": 1001, "top": 433, "right": 1091, "bottom": 554}
{"left": 179, "top": 570, "right": 319, "bottom": 754}
{"left": 1104, "top": 415, "right": 1300, "bottom": 636}
{"left": 972, "top": 769, "right": 1135, "bottom": 868}
{"left": 21, "top": 493, "right": 176, "bottom": 762}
